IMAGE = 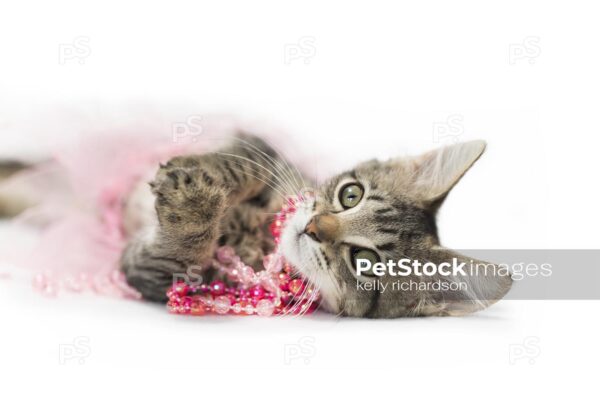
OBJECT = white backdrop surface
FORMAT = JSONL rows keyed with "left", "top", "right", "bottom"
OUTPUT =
{"left": 0, "top": 1, "right": 598, "bottom": 398}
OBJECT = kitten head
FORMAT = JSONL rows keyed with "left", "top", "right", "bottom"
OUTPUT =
{"left": 281, "top": 141, "right": 512, "bottom": 317}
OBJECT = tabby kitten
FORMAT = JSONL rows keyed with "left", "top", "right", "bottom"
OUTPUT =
{"left": 121, "top": 134, "right": 512, "bottom": 317}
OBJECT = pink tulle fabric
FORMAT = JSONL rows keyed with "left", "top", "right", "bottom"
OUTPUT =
{"left": 0, "top": 112, "right": 324, "bottom": 298}
{"left": 7, "top": 128, "right": 227, "bottom": 298}
{"left": 2, "top": 116, "right": 326, "bottom": 300}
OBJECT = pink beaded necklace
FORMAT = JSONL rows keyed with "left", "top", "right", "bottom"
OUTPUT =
{"left": 166, "top": 194, "right": 320, "bottom": 317}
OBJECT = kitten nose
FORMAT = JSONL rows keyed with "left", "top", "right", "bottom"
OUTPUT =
{"left": 304, "top": 217, "right": 320, "bottom": 242}
{"left": 304, "top": 214, "right": 340, "bottom": 243}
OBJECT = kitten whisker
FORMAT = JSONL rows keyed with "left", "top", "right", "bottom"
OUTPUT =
{"left": 284, "top": 259, "right": 319, "bottom": 318}
{"left": 216, "top": 152, "right": 297, "bottom": 197}
{"left": 217, "top": 157, "right": 290, "bottom": 200}
{"left": 233, "top": 135, "right": 309, "bottom": 196}
{"left": 231, "top": 136, "right": 304, "bottom": 196}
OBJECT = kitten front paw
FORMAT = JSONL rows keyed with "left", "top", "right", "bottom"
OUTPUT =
{"left": 151, "top": 166, "right": 226, "bottom": 231}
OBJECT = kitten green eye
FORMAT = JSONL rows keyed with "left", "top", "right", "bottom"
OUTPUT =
{"left": 339, "top": 183, "right": 364, "bottom": 209}
{"left": 351, "top": 247, "right": 381, "bottom": 276}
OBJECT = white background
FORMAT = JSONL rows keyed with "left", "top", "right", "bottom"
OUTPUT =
{"left": 0, "top": 0, "right": 598, "bottom": 398}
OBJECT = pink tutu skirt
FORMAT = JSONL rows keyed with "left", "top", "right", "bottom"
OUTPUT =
{"left": 3, "top": 118, "right": 237, "bottom": 298}
{"left": 1, "top": 114, "right": 327, "bottom": 299}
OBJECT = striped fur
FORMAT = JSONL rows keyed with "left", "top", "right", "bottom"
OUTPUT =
{"left": 121, "top": 135, "right": 292, "bottom": 301}
{"left": 280, "top": 140, "right": 512, "bottom": 318}
{"left": 122, "top": 136, "right": 512, "bottom": 317}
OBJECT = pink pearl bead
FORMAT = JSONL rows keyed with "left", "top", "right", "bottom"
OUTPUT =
{"left": 214, "top": 295, "right": 231, "bottom": 314}
{"left": 256, "top": 299, "right": 275, "bottom": 316}
{"left": 160, "top": 194, "right": 321, "bottom": 318}
{"left": 210, "top": 280, "right": 226, "bottom": 296}
{"left": 288, "top": 279, "right": 304, "bottom": 295}
{"left": 226, "top": 293, "right": 237, "bottom": 305}
{"left": 182, "top": 298, "right": 192, "bottom": 313}
{"left": 240, "top": 266, "right": 255, "bottom": 283}
{"left": 191, "top": 300, "right": 206, "bottom": 315}
{"left": 263, "top": 254, "right": 283, "bottom": 273}
{"left": 278, "top": 272, "right": 290, "bottom": 281}
{"left": 262, "top": 278, "right": 279, "bottom": 293}
{"left": 167, "top": 301, "right": 178, "bottom": 313}
{"left": 174, "top": 282, "right": 188, "bottom": 295}
{"left": 249, "top": 285, "right": 265, "bottom": 300}
{"left": 227, "top": 268, "right": 239, "bottom": 281}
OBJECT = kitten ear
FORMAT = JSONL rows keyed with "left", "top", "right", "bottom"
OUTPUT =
{"left": 420, "top": 246, "right": 513, "bottom": 316}
{"left": 408, "top": 140, "right": 487, "bottom": 205}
